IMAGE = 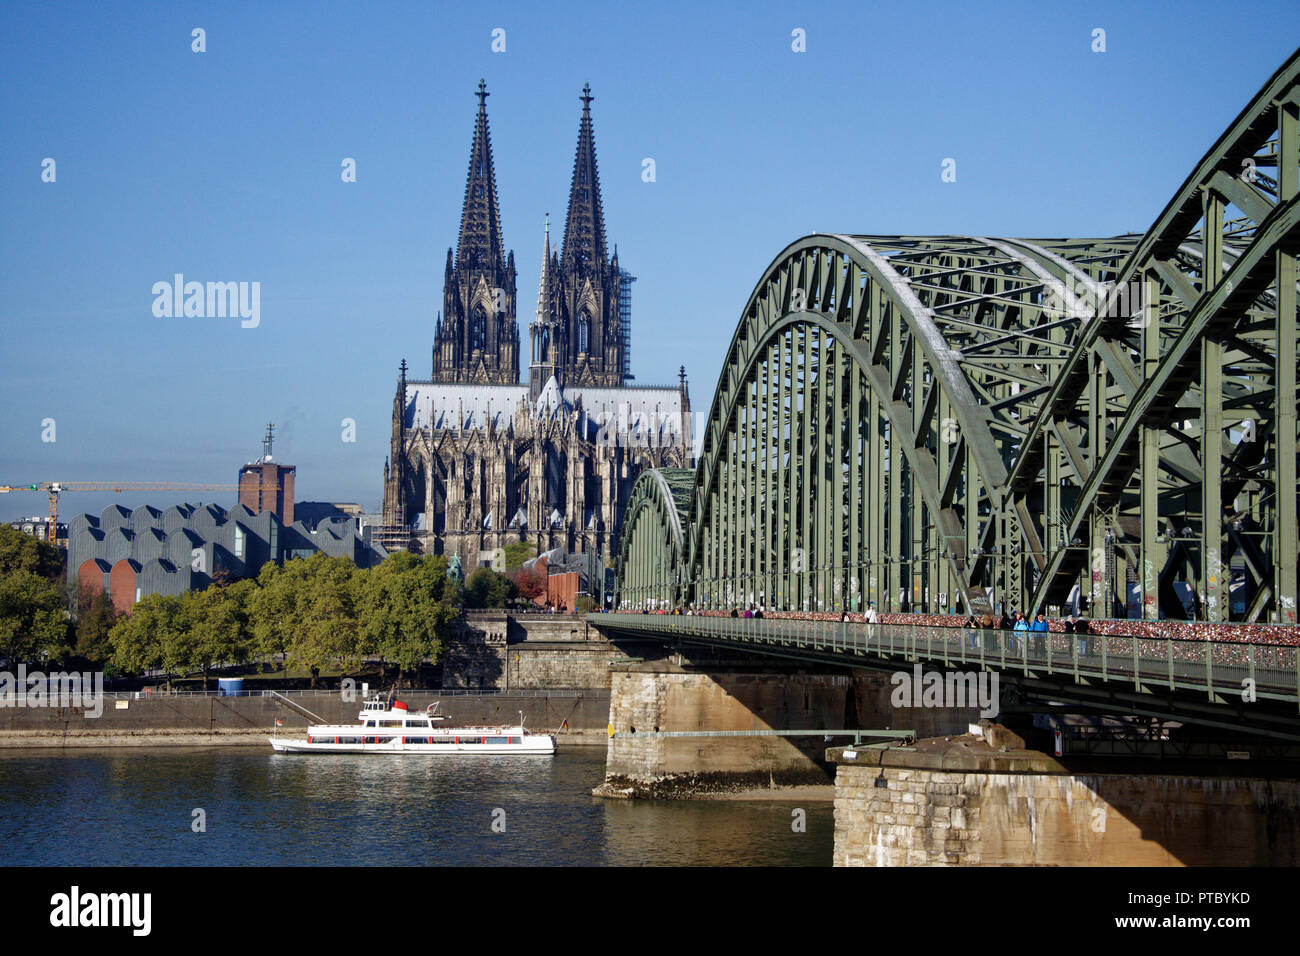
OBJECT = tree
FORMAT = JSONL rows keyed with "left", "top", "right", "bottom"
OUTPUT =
{"left": 464, "top": 567, "right": 515, "bottom": 609}
{"left": 0, "top": 525, "right": 64, "bottom": 581}
{"left": 71, "top": 582, "right": 118, "bottom": 670}
{"left": 0, "top": 570, "right": 69, "bottom": 665}
{"left": 183, "top": 580, "right": 254, "bottom": 690}
{"left": 109, "top": 592, "right": 185, "bottom": 689}
{"left": 248, "top": 560, "right": 302, "bottom": 663}
{"left": 357, "top": 553, "right": 459, "bottom": 687}
{"left": 284, "top": 554, "right": 360, "bottom": 687}
{"left": 502, "top": 541, "right": 535, "bottom": 572}
{"left": 510, "top": 563, "right": 548, "bottom": 603}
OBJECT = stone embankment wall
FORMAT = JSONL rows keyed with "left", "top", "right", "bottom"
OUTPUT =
{"left": 830, "top": 732, "right": 1300, "bottom": 865}
{"left": 444, "top": 613, "right": 659, "bottom": 690}
{"left": 0, "top": 690, "right": 610, "bottom": 748}
{"left": 596, "top": 663, "right": 981, "bottom": 798}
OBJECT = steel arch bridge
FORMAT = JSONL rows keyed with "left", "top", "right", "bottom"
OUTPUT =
{"left": 617, "top": 48, "right": 1300, "bottom": 625}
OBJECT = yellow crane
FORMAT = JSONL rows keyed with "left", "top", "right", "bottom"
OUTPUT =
{"left": 0, "top": 482, "right": 277, "bottom": 544}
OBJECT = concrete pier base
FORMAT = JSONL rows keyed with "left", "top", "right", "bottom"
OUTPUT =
{"left": 595, "top": 661, "right": 981, "bottom": 799}
{"left": 828, "top": 727, "right": 1300, "bottom": 866}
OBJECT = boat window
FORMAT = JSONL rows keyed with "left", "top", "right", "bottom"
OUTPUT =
{"left": 380, "top": 720, "right": 403, "bottom": 728}
{"left": 488, "top": 737, "right": 508, "bottom": 745}
{"left": 365, "top": 720, "right": 376, "bottom": 727}
{"left": 508, "top": 737, "right": 519, "bottom": 744}
{"left": 404, "top": 720, "right": 431, "bottom": 728}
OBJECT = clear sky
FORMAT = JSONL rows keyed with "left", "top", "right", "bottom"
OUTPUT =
{"left": 2, "top": 0, "right": 1297, "bottom": 522}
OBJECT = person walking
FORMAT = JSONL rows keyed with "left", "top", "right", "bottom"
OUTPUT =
{"left": 864, "top": 602, "right": 879, "bottom": 624}
{"left": 1011, "top": 612, "right": 1029, "bottom": 654}
{"left": 1030, "top": 611, "right": 1049, "bottom": 656}
{"left": 964, "top": 613, "right": 980, "bottom": 651}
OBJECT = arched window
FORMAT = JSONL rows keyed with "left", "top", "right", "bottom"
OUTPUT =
{"left": 470, "top": 306, "right": 487, "bottom": 354}
{"left": 578, "top": 312, "right": 590, "bottom": 355}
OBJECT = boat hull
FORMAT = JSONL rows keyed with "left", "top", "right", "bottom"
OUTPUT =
{"left": 269, "top": 736, "right": 556, "bottom": 755}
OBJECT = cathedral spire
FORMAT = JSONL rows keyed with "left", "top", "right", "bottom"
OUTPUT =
{"left": 561, "top": 83, "right": 607, "bottom": 275}
{"left": 456, "top": 79, "right": 505, "bottom": 271}
{"left": 536, "top": 213, "right": 551, "bottom": 324}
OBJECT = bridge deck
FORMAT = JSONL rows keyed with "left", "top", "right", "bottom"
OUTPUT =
{"left": 593, "top": 614, "right": 1300, "bottom": 713}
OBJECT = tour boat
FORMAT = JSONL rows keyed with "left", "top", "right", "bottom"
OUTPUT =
{"left": 268, "top": 694, "right": 556, "bottom": 755}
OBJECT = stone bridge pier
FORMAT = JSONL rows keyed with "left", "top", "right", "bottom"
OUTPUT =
{"left": 828, "top": 726, "right": 1300, "bottom": 866}
{"left": 593, "top": 656, "right": 983, "bottom": 799}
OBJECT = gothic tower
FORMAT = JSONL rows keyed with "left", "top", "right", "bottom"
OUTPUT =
{"left": 557, "top": 84, "right": 623, "bottom": 387}
{"left": 529, "top": 215, "right": 561, "bottom": 400}
{"left": 432, "top": 80, "right": 519, "bottom": 384}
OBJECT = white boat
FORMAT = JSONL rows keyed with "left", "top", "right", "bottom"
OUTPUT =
{"left": 269, "top": 694, "right": 556, "bottom": 755}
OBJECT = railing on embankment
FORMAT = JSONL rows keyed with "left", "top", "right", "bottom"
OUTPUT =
{"left": 590, "top": 613, "right": 1300, "bottom": 710}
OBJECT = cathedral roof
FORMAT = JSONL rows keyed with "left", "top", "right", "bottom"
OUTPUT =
{"left": 403, "top": 378, "right": 688, "bottom": 443}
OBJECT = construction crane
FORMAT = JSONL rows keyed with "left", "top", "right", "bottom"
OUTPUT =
{"left": 0, "top": 482, "right": 277, "bottom": 544}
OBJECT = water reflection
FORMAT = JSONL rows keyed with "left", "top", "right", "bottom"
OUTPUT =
{"left": 0, "top": 747, "right": 831, "bottom": 866}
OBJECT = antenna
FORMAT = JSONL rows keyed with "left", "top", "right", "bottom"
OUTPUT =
{"left": 262, "top": 422, "right": 275, "bottom": 462}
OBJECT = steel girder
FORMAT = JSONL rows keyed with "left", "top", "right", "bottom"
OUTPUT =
{"left": 1009, "top": 50, "right": 1300, "bottom": 623}
{"left": 683, "top": 233, "right": 1139, "bottom": 615}
{"left": 613, "top": 467, "right": 693, "bottom": 609}
{"left": 617, "top": 48, "right": 1300, "bottom": 623}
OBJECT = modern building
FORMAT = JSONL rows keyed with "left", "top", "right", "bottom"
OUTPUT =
{"left": 68, "top": 501, "right": 386, "bottom": 614}
{"left": 381, "top": 82, "right": 692, "bottom": 567}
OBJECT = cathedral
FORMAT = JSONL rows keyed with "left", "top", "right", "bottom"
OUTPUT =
{"left": 380, "top": 81, "right": 693, "bottom": 568}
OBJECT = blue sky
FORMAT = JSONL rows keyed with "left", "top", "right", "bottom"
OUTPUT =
{"left": 2, "top": 0, "right": 1297, "bottom": 522}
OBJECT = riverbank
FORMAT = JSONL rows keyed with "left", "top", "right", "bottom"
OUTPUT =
{"left": 0, "top": 689, "right": 611, "bottom": 748}
{"left": 0, "top": 728, "right": 609, "bottom": 749}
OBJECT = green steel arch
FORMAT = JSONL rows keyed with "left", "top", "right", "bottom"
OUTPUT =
{"left": 1005, "top": 49, "right": 1300, "bottom": 623}
{"left": 614, "top": 467, "right": 694, "bottom": 609}
{"left": 618, "top": 47, "right": 1300, "bottom": 624}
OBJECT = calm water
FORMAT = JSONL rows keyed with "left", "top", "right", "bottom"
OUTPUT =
{"left": 0, "top": 746, "right": 832, "bottom": 866}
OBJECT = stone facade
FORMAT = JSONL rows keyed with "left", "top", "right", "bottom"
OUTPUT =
{"left": 831, "top": 732, "right": 1300, "bottom": 866}
{"left": 382, "top": 82, "right": 692, "bottom": 566}
{"left": 442, "top": 612, "right": 658, "bottom": 690}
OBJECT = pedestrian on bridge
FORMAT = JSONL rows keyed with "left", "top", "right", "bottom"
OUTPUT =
{"left": 864, "top": 602, "right": 879, "bottom": 625}
{"left": 1011, "top": 612, "right": 1029, "bottom": 653}
{"left": 1031, "top": 612, "right": 1049, "bottom": 656}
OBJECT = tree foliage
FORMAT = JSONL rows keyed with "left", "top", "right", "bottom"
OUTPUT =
{"left": 464, "top": 567, "right": 515, "bottom": 608}
{"left": 0, "top": 525, "right": 64, "bottom": 581}
{"left": 99, "top": 552, "right": 463, "bottom": 687}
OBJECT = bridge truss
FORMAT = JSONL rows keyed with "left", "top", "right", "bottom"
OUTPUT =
{"left": 617, "top": 49, "right": 1300, "bottom": 623}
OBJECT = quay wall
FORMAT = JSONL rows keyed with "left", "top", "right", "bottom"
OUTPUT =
{"left": 444, "top": 613, "right": 659, "bottom": 690}
{"left": 0, "top": 690, "right": 610, "bottom": 748}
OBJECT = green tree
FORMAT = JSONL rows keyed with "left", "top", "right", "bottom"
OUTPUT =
{"left": 0, "top": 570, "right": 69, "bottom": 665}
{"left": 109, "top": 592, "right": 187, "bottom": 689}
{"left": 248, "top": 559, "right": 302, "bottom": 664}
{"left": 502, "top": 541, "right": 535, "bottom": 572}
{"left": 184, "top": 580, "right": 255, "bottom": 690}
{"left": 0, "top": 525, "right": 64, "bottom": 581}
{"left": 285, "top": 554, "right": 360, "bottom": 687}
{"left": 359, "top": 553, "right": 459, "bottom": 687}
{"left": 71, "top": 582, "right": 118, "bottom": 670}
{"left": 464, "top": 567, "right": 515, "bottom": 609}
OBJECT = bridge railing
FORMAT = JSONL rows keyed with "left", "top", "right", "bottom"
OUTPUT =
{"left": 592, "top": 614, "right": 1300, "bottom": 706}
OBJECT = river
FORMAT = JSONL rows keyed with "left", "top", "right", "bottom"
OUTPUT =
{"left": 0, "top": 745, "right": 833, "bottom": 866}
